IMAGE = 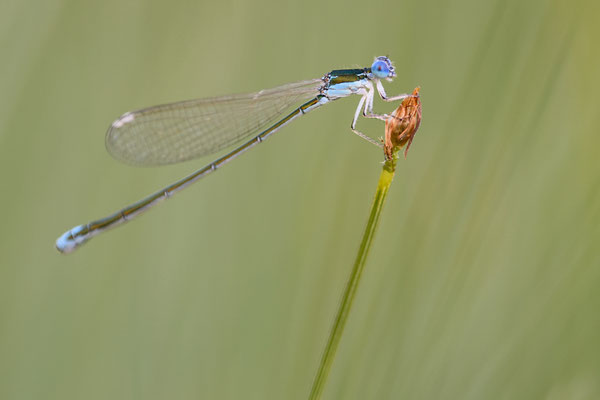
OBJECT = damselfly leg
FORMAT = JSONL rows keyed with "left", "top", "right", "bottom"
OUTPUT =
{"left": 350, "top": 80, "right": 411, "bottom": 148}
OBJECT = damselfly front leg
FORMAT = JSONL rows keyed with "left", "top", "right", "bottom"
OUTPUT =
{"left": 363, "top": 80, "right": 411, "bottom": 120}
{"left": 375, "top": 80, "right": 411, "bottom": 102}
{"left": 350, "top": 82, "right": 410, "bottom": 148}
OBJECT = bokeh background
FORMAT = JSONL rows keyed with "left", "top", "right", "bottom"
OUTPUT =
{"left": 1, "top": 0, "right": 598, "bottom": 399}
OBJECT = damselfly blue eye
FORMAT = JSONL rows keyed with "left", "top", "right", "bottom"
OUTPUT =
{"left": 371, "top": 59, "right": 391, "bottom": 79}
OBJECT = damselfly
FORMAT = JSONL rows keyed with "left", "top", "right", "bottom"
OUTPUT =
{"left": 56, "top": 56, "right": 410, "bottom": 253}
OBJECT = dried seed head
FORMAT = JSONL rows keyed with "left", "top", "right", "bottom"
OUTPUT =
{"left": 384, "top": 87, "right": 422, "bottom": 160}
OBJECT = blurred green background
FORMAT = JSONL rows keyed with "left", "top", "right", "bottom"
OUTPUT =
{"left": 1, "top": 0, "right": 598, "bottom": 399}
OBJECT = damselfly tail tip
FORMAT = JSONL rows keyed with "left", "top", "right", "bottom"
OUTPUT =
{"left": 56, "top": 225, "right": 88, "bottom": 254}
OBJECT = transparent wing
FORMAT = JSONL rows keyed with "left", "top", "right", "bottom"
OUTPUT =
{"left": 105, "top": 79, "right": 323, "bottom": 166}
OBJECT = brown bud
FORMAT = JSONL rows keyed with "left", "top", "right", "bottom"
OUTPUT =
{"left": 384, "top": 87, "right": 422, "bottom": 160}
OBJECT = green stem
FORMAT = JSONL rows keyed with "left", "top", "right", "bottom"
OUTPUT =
{"left": 308, "top": 154, "right": 398, "bottom": 400}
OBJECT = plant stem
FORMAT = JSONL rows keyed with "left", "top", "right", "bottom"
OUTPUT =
{"left": 308, "top": 154, "right": 398, "bottom": 400}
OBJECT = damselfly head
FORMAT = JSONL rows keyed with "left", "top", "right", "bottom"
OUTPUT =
{"left": 371, "top": 56, "right": 396, "bottom": 80}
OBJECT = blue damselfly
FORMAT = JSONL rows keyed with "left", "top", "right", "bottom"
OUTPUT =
{"left": 56, "top": 56, "right": 409, "bottom": 253}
